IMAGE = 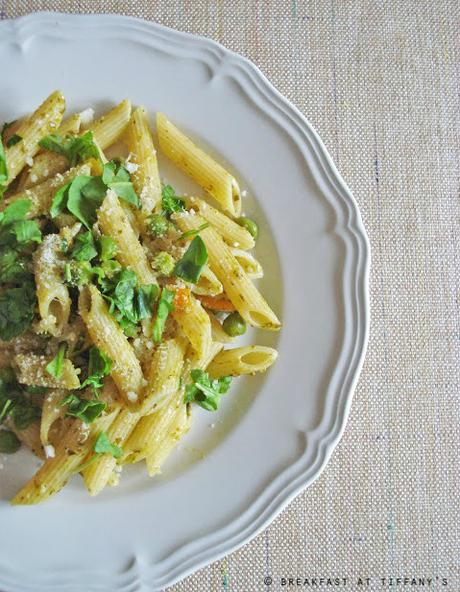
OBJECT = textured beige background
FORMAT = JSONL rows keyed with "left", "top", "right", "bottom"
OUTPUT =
{"left": 3, "top": 1, "right": 460, "bottom": 591}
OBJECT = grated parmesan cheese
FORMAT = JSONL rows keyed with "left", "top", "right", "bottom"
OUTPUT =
{"left": 25, "top": 156, "right": 34, "bottom": 167}
{"left": 79, "top": 107, "right": 95, "bottom": 126}
{"left": 127, "top": 391, "right": 138, "bottom": 403}
{"left": 44, "top": 444, "right": 55, "bottom": 459}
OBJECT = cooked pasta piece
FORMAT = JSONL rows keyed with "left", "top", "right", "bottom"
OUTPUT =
{"left": 34, "top": 234, "right": 70, "bottom": 337}
{"left": 40, "top": 389, "right": 65, "bottom": 446}
{"left": 79, "top": 285, "right": 145, "bottom": 407}
{"left": 11, "top": 411, "right": 118, "bottom": 505}
{"left": 192, "top": 265, "right": 223, "bottom": 297}
{"left": 146, "top": 403, "right": 191, "bottom": 476}
{"left": 87, "top": 99, "right": 131, "bottom": 149}
{"left": 157, "top": 113, "right": 242, "bottom": 216}
{"left": 124, "top": 106, "right": 162, "bottom": 216}
{"left": 14, "top": 353, "right": 80, "bottom": 390}
{"left": 173, "top": 212, "right": 281, "bottom": 330}
{"left": 17, "top": 113, "right": 82, "bottom": 191}
{"left": 97, "top": 189, "right": 156, "bottom": 284}
{"left": 3, "top": 162, "right": 92, "bottom": 217}
{"left": 230, "top": 248, "right": 263, "bottom": 279}
{"left": 82, "top": 407, "right": 139, "bottom": 496}
{"left": 4, "top": 91, "right": 65, "bottom": 186}
{"left": 172, "top": 294, "right": 212, "bottom": 359}
{"left": 186, "top": 196, "right": 254, "bottom": 250}
{"left": 207, "top": 345, "right": 278, "bottom": 377}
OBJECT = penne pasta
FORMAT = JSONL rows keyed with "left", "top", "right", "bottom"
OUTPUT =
{"left": 124, "top": 106, "right": 162, "bottom": 216}
{"left": 157, "top": 113, "right": 242, "bottom": 216}
{"left": 34, "top": 234, "right": 71, "bottom": 337}
{"left": 79, "top": 285, "right": 145, "bottom": 407}
{"left": 173, "top": 212, "right": 281, "bottom": 330}
{"left": 192, "top": 265, "right": 223, "bottom": 296}
{"left": 88, "top": 99, "right": 131, "bottom": 149}
{"left": 11, "top": 411, "right": 118, "bottom": 505}
{"left": 14, "top": 353, "right": 80, "bottom": 390}
{"left": 230, "top": 248, "right": 264, "bottom": 279}
{"left": 186, "top": 196, "right": 255, "bottom": 250}
{"left": 0, "top": 93, "right": 280, "bottom": 503}
{"left": 4, "top": 91, "right": 66, "bottom": 186}
{"left": 207, "top": 345, "right": 278, "bottom": 378}
{"left": 172, "top": 294, "right": 212, "bottom": 359}
{"left": 3, "top": 162, "right": 92, "bottom": 217}
{"left": 97, "top": 189, "right": 157, "bottom": 284}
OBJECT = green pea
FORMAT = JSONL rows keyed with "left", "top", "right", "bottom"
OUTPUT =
{"left": 0, "top": 429, "right": 21, "bottom": 454}
{"left": 223, "top": 312, "right": 247, "bottom": 337}
{"left": 236, "top": 216, "right": 259, "bottom": 240}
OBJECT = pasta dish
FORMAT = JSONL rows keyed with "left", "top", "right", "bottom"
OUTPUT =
{"left": 0, "top": 91, "right": 280, "bottom": 504}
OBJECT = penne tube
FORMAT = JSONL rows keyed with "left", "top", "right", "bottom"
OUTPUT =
{"left": 124, "top": 106, "right": 162, "bottom": 216}
{"left": 157, "top": 113, "right": 242, "bottom": 216}
{"left": 230, "top": 248, "right": 264, "bottom": 279}
{"left": 82, "top": 407, "right": 139, "bottom": 496}
{"left": 14, "top": 353, "right": 80, "bottom": 390}
{"left": 172, "top": 293, "right": 212, "bottom": 359}
{"left": 192, "top": 265, "right": 223, "bottom": 297}
{"left": 34, "top": 234, "right": 71, "bottom": 337}
{"left": 4, "top": 91, "right": 65, "bottom": 186}
{"left": 97, "top": 190, "right": 156, "bottom": 284}
{"left": 186, "top": 196, "right": 255, "bottom": 250}
{"left": 79, "top": 285, "right": 145, "bottom": 407}
{"left": 141, "top": 337, "right": 186, "bottom": 415}
{"left": 3, "top": 163, "right": 92, "bottom": 218}
{"left": 40, "top": 389, "right": 65, "bottom": 446}
{"left": 173, "top": 212, "right": 281, "bottom": 330}
{"left": 145, "top": 403, "right": 191, "bottom": 476}
{"left": 207, "top": 345, "right": 278, "bottom": 378}
{"left": 17, "top": 114, "right": 82, "bottom": 191}
{"left": 11, "top": 411, "right": 118, "bottom": 505}
{"left": 88, "top": 99, "right": 131, "bottom": 149}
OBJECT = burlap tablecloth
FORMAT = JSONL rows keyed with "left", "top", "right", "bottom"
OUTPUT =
{"left": 2, "top": 1, "right": 459, "bottom": 590}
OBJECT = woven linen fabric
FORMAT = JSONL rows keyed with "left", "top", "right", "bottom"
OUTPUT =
{"left": 3, "top": 1, "right": 460, "bottom": 591}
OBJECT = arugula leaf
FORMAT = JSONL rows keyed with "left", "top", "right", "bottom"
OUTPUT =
{"left": 50, "top": 181, "right": 71, "bottom": 218}
{"left": 0, "top": 199, "right": 31, "bottom": 225}
{"left": 102, "top": 161, "right": 139, "bottom": 207}
{"left": 45, "top": 343, "right": 66, "bottom": 379}
{"left": 173, "top": 235, "right": 208, "bottom": 283}
{"left": 0, "top": 429, "right": 21, "bottom": 453}
{"left": 10, "top": 220, "right": 41, "bottom": 244}
{"left": 67, "top": 175, "right": 106, "bottom": 229}
{"left": 6, "top": 134, "right": 22, "bottom": 148}
{"left": 93, "top": 431, "right": 123, "bottom": 458}
{"left": 61, "top": 393, "right": 106, "bottom": 424}
{"left": 136, "top": 284, "right": 160, "bottom": 320}
{"left": 39, "top": 131, "right": 100, "bottom": 167}
{"left": 0, "top": 249, "right": 29, "bottom": 283}
{"left": 179, "top": 222, "right": 209, "bottom": 241}
{"left": 184, "top": 369, "right": 232, "bottom": 411}
{"left": 80, "top": 346, "right": 112, "bottom": 391}
{"left": 98, "top": 235, "right": 118, "bottom": 261}
{"left": 64, "top": 260, "right": 94, "bottom": 287}
{"left": 0, "top": 283, "right": 36, "bottom": 340}
{"left": 152, "top": 288, "right": 175, "bottom": 343}
{"left": 0, "top": 368, "right": 41, "bottom": 429}
{"left": 71, "top": 231, "right": 98, "bottom": 261}
{"left": 162, "top": 185, "right": 185, "bottom": 215}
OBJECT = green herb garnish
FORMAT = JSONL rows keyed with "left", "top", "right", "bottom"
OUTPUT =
{"left": 70, "top": 230, "right": 98, "bottom": 261}
{"left": 173, "top": 235, "right": 208, "bottom": 284}
{"left": 152, "top": 288, "right": 175, "bottom": 343}
{"left": 61, "top": 393, "right": 106, "bottom": 424}
{"left": 179, "top": 222, "right": 209, "bottom": 241}
{"left": 161, "top": 184, "right": 185, "bottom": 215}
{"left": 39, "top": 131, "right": 100, "bottom": 167}
{"left": 184, "top": 369, "right": 232, "bottom": 411}
{"left": 45, "top": 343, "right": 66, "bottom": 379}
{"left": 80, "top": 346, "right": 112, "bottom": 392}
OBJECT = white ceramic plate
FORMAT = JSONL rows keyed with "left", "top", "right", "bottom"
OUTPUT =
{"left": 0, "top": 13, "right": 369, "bottom": 592}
